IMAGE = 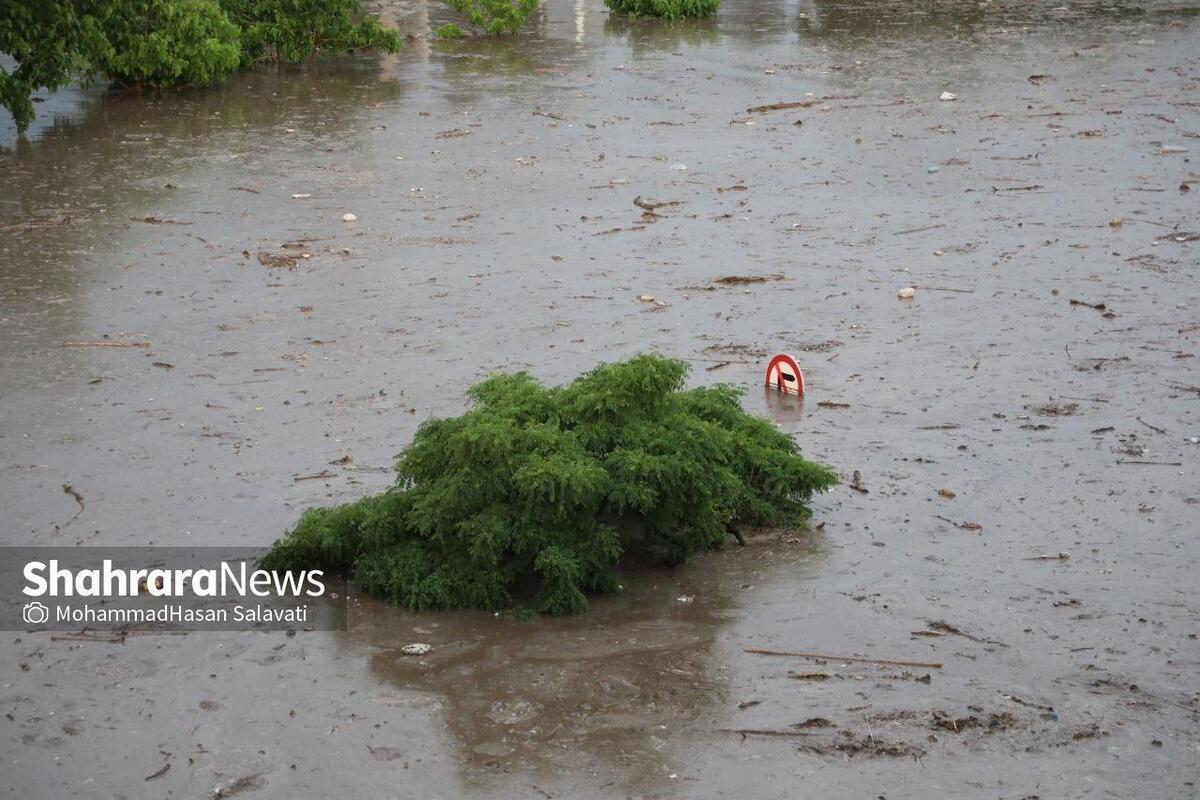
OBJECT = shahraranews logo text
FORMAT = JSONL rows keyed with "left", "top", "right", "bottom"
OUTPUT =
{"left": 23, "top": 560, "right": 324, "bottom": 598}
{"left": 50, "top": 603, "right": 311, "bottom": 624}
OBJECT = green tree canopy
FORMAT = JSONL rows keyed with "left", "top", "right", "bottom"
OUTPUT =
{"left": 0, "top": 1, "right": 112, "bottom": 130}
{"left": 1, "top": 0, "right": 401, "bottom": 132}
{"left": 605, "top": 0, "right": 720, "bottom": 20}
{"left": 263, "top": 354, "right": 836, "bottom": 615}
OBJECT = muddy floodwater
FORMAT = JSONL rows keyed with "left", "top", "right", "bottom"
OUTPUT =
{"left": 2, "top": 0, "right": 1199, "bottom": 796}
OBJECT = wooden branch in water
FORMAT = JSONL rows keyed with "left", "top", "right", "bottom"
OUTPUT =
{"left": 62, "top": 341, "right": 148, "bottom": 348}
{"left": 720, "top": 728, "right": 825, "bottom": 738}
{"left": 744, "top": 647, "right": 943, "bottom": 669}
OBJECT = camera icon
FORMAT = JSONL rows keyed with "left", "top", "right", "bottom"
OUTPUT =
{"left": 22, "top": 601, "right": 50, "bottom": 625}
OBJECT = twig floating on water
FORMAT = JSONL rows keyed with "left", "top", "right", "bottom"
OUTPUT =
{"left": 744, "top": 648, "right": 943, "bottom": 669}
{"left": 1136, "top": 417, "right": 1167, "bottom": 434}
{"left": 294, "top": 470, "right": 336, "bottom": 482}
{"left": 62, "top": 341, "right": 149, "bottom": 348}
{"left": 914, "top": 285, "right": 975, "bottom": 294}
{"left": 593, "top": 226, "right": 646, "bottom": 236}
{"left": 934, "top": 515, "right": 983, "bottom": 533}
{"left": 61, "top": 484, "right": 84, "bottom": 528}
{"left": 130, "top": 216, "right": 191, "bottom": 225}
{"left": 144, "top": 762, "right": 171, "bottom": 782}
{"left": 51, "top": 631, "right": 127, "bottom": 644}
{"left": 747, "top": 100, "right": 817, "bottom": 113}
{"left": 720, "top": 728, "right": 826, "bottom": 739}
{"left": 633, "top": 196, "right": 681, "bottom": 212}
{"left": 894, "top": 224, "right": 945, "bottom": 236}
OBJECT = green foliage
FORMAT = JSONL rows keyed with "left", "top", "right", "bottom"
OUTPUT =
{"left": 101, "top": 0, "right": 241, "bottom": 88}
{"left": 447, "top": 0, "right": 538, "bottom": 35}
{"left": 435, "top": 23, "right": 465, "bottom": 39}
{"left": 1, "top": 0, "right": 400, "bottom": 132}
{"left": 0, "top": 1, "right": 112, "bottom": 131}
{"left": 264, "top": 354, "right": 836, "bottom": 615}
{"left": 220, "top": 0, "right": 401, "bottom": 64}
{"left": 604, "top": 0, "right": 719, "bottom": 20}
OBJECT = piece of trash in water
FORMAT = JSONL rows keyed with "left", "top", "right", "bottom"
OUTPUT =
{"left": 257, "top": 252, "right": 297, "bottom": 269}
{"left": 1109, "top": 218, "right": 1123, "bottom": 227}
{"left": 636, "top": 293, "right": 667, "bottom": 307}
{"left": 634, "top": 196, "right": 682, "bottom": 212}
{"left": 342, "top": 213, "right": 358, "bottom": 222}
{"left": 714, "top": 274, "right": 780, "bottom": 285}
{"left": 291, "top": 193, "right": 312, "bottom": 199}
{"left": 927, "top": 165, "right": 939, "bottom": 174}
{"left": 898, "top": 287, "right": 916, "bottom": 299}
{"left": 676, "top": 595, "right": 695, "bottom": 603}
{"left": 1160, "top": 145, "right": 1187, "bottom": 154}
{"left": 1027, "top": 401, "right": 1079, "bottom": 416}
{"left": 401, "top": 643, "right": 432, "bottom": 656}
{"left": 938, "top": 488, "right": 957, "bottom": 499}
{"left": 670, "top": 163, "right": 688, "bottom": 171}
{"left": 939, "top": 91, "right": 957, "bottom": 101}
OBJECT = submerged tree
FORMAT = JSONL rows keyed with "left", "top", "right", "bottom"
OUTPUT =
{"left": 99, "top": 0, "right": 242, "bottom": 89}
{"left": 263, "top": 354, "right": 836, "bottom": 615}
{"left": 0, "top": 0, "right": 401, "bottom": 132}
{"left": 446, "top": 0, "right": 539, "bottom": 36}
{"left": 604, "top": 0, "right": 720, "bottom": 20}
{"left": 221, "top": 0, "right": 401, "bottom": 64}
{"left": 0, "top": 1, "right": 113, "bottom": 131}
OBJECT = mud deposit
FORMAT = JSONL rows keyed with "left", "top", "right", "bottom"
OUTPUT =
{"left": 2, "top": 0, "right": 1198, "bottom": 797}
